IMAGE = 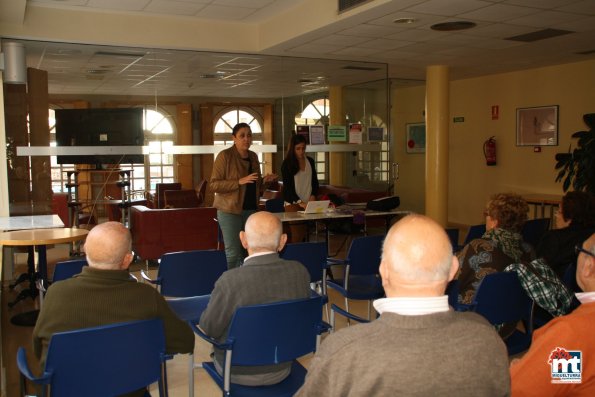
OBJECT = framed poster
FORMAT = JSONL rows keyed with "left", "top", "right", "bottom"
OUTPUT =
{"left": 309, "top": 125, "right": 325, "bottom": 145}
{"left": 349, "top": 123, "right": 363, "bottom": 144}
{"left": 327, "top": 125, "right": 347, "bottom": 142}
{"left": 406, "top": 123, "right": 425, "bottom": 153}
{"left": 368, "top": 126, "right": 384, "bottom": 142}
{"left": 516, "top": 105, "right": 558, "bottom": 146}
{"left": 296, "top": 125, "right": 310, "bottom": 144}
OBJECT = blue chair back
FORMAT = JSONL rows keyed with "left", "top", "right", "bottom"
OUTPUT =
{"left": 265, "top": 198, "right": 285, "bottom": 213}
{"left": 345, "top": 235, "right": 384, "bottom": 276}
{"left": 463, "top": 224, "right": 486, "bottom": 246}
{"left": 472, "top": 272, "right": 533, "bottom": 354}
{"left": 445, "top": 279, "right": 460, "bottom": 308}
{"left": 17, "top": 318, "right": 167, "bottom": 397}
{"left": 445, "top": 228, "right": 460, "bottom": 252}
{"left": 522, "top": 218, "right": 550, "bottom": 247}
{"left": 226, "top": 295, "right": 323, "bottom": 366}
{"left": 52, "top": 258, "right": 88, "bottom": 282}
{"left": 158, "top": 250, "right": 227, "bottom": 297}
{"left": 281, "top": 242, "right": 327, "bottom": 284}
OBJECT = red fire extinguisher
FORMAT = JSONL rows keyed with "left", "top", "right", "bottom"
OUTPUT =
{"left": 483, "top": 136, "right": 497, "bottom": 166}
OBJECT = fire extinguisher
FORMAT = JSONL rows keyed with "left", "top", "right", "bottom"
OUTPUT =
{"left": 483, "top": 136, "right": 497, "bottom": 166}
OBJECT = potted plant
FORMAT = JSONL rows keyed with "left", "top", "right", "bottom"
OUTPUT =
{"left": 555, "top": 113, "right": 595, "bottom": 194}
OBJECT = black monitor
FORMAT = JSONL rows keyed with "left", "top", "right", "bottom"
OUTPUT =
{"left": 55, "top": 108, "right": 145, "bottom": 165}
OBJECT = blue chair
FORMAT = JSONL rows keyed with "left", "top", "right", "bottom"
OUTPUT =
{"left": 521, "top": 218, "right": 550, "bottom": 247}
{"left": 142, "top": 249, "right": 227, "bottom": 397}
{"left": 142, "top": 249, "right": 227, "bottom": 297}
{"left": 17, "top": 318, "right": 168, "bottom": 397}
{"left": 330, "top": 279, "right": 461, "bottom": 330}
{"left": 445, "top": 228, "right": 460, "bottom": 252}
{"left": 326, "top": 234, "right": 385, "bottom": 321}
{"left": 281, "top": 241, "right": 330, "bottom": 318}
{"left": 469, "top": 272, "right": 534, "bottom": 355}
{"left": 281, "top": 241, "right": 328, "bottom": 294}
{"left": 265, "top": 198, "right": 285, "bottom": 213}
{"left": 52, "top": 258, "right": 88, "bottom": 282}
{"left": 462, "top": 224, "right": 486, "bottom": 246}
{"left": 192, "top": 295, "right": 327, "bottom": 397}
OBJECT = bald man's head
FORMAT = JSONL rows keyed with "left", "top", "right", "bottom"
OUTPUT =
{"left": 84, "top": 222, "right": 133, "bottom": 270}
{"left": 380, "top": 215, "right": 457, "bottom": 297}
{"left": 241, "top": 211, "right": 286, "bottom": 254}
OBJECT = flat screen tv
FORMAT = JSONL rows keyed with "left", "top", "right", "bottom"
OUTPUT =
{"left": 55, "top": 108, "right": 144, "bottom": 165}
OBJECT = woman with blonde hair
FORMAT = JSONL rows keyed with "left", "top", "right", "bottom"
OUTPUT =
{"left": 457, "top": 193, "right": 535, "bottom": 304}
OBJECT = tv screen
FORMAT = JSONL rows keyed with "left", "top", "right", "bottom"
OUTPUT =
{"left": 55, "top": 108, "right": 145, "bottom": 165}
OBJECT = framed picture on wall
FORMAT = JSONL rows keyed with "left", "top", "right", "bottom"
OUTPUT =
{"left": 516, "top": 105, "right": 559, "bottom": 146}
{"left": 406, "top": 123, "right": 426, "bottom": 153}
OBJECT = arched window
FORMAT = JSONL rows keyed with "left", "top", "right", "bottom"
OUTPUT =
{"left": 142, "top": 108, "right": 175, "bottom": 191}
{"left": 213, "top": 107, "right": 264, "bottom": 172}
{"left": 294, "top": 98, "right": 329, "bottom": 183}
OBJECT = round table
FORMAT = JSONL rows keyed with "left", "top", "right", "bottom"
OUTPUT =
{"left": 1, "top": 228, "right": 89, "bottom": 326}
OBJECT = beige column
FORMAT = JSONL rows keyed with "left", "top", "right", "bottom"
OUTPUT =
{"left": 425, "top": 65, "right": 449, "bottom": 226}
{"left": 328, "top": 85, "right": 344, "bottom": 186}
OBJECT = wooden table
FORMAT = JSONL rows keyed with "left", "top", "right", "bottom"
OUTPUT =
{"left": 0, "top": 228, "right": 89, "bottom": 326}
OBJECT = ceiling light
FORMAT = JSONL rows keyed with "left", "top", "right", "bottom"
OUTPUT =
{"left": 393, "top": 18, "right": 416, "bottom": 24}
{"left": 430, "top": 21, "right": 476, "bottom": 32}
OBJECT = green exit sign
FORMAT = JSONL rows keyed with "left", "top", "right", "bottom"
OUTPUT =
{"left": 453, "top": 117, "right": 465, "bottom": 123}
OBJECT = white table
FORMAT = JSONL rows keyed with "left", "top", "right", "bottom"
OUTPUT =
{"left": 0, "top": 214, "right": 64, "bottom": 231}
{"left": 273, "top": 208, "right": 410, "bottom": 254}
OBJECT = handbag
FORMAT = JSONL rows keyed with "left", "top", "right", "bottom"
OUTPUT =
{"left": 505, "top": 258, "right": 574, "bottom": 317}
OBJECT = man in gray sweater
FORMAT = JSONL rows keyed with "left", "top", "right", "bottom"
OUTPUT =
{"left": 296, "top": 214, "right": 510, "bottom": 396}
{"left": 199, "top": 211, "right": 311, "bottom": 386}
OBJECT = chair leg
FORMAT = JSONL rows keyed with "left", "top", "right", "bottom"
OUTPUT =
{"left": 345, "top": 298, "right": 350, "bottom": 326}
{"left": 188, "top": 353, "right": 194, "bottom": 397}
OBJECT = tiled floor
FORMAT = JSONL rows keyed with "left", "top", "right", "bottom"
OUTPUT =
{"left": 1, "top": 228, "right": 379, "bottom": 397}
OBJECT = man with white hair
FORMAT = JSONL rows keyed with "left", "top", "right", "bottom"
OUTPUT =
{"left": 33, "top": 222, "right": 194, "bottom": 397}
{"left": 296, "top": 214, "right": 510, "bottom": 396}
{"left": 511, "top": 232, "right": 595, "bottom": 395}
{"left": 199, "top": 211, "right": 311, "bottom": 386}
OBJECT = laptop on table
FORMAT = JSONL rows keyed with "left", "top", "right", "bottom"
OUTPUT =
{"left": 297, "top": 200, "right": 330, "bottom": 214}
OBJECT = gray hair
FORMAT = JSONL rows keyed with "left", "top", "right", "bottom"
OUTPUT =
{"left": 244, "top": 211, "right": 283, "bottom": 252}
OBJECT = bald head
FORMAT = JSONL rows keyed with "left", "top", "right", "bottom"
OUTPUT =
{"left": 84, "top": 222, "right": 133, "bottom": 270}
{"left": 380, "top": 214, "right": 458, "bottom": 297}
{"left": 241, "top": 211, "right": 287, "bottom": 254}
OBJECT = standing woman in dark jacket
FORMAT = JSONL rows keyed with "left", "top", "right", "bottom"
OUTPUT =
{"left": 281, "top": 134, "right": 319, "bottom": 207}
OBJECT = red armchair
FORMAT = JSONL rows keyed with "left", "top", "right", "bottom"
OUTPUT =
{"left": 130, "top": 205, "right": 219, "bottom": 262}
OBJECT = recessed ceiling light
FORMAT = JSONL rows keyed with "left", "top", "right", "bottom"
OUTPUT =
{"left": 393, "top": 18, "right": 416, "bottom": 24}
{"left": 430, "top": 21, "right": 476, "bottom": 31}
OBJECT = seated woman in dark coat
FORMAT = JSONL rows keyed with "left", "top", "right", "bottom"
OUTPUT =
{"left": 457, "top": 193, "right": 535, "bottom": 304}
{"left": 536, "top": 191, "right": 595, "bottom": 278}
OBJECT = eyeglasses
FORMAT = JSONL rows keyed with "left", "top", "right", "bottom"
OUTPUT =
{"left": 575, "top": 245, "right": 595, "bottom": 259}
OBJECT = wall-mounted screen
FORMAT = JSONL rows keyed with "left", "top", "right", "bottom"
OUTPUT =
{"left": 55, "top": 108, "right": 144, "bottom": 165}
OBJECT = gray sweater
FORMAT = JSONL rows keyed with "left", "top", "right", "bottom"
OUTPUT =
{"left": 296, "top": 310, "right": 510, "bottom": 396}
{"left": 199, "top": 252, "right": 311, "bottom": 380}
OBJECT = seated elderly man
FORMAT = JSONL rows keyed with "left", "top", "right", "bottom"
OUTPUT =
{"left": 199, "top": 211, "right": 311, "bottom": 386}
{"left": 296, "top": 214, "right": 510, "bottom": 396}
{"left": 511, "top": 232, "right": 595, "bottom": 395}
{"left": 33, "top": 221, "right": 194, "bottom": 397}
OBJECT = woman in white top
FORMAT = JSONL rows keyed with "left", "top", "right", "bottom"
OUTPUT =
{"left": 281, "top": 134, "right": 319, "bottom": 207}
